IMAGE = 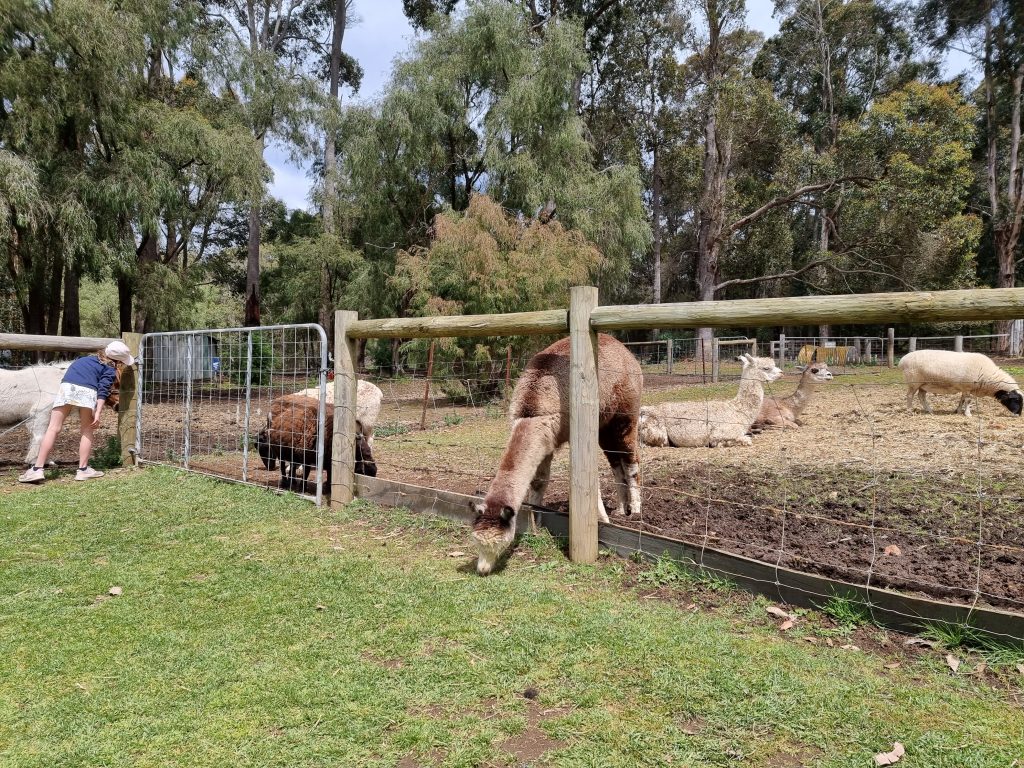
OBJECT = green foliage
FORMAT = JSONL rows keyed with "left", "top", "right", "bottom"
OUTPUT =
{"left": 336, "top": 0, "right": 649, "bottom": 320}
{"left": 90, "top": 437, "right": 123, "bottom": 471}
{"left": 815, "top": 593, "right": 872, "bottom": 630}
{"left": 375, "top": 421, "right": 411, "bottom": 438}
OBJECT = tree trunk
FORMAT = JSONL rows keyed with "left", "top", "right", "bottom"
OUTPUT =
{"left": 245, "top": 134, "right": 266, "bottom": 328}
{"left": 45, "top": 253, "right": 63, "bottom": 335}
{"left": 134, "top": 232, "right": 160, "bottom": 334}
{"left": 62, "top": 263, "right": 81, "bottom": 336}
{"left": 695, "top": 106, "right": 728, "bottom": 357}
{"left": 117, "top": 274, "right": 133, "bottom": 333}
{"left": 651, "top": 142, "right": 662, "bottom": 306}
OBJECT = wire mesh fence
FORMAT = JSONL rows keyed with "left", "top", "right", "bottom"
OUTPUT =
{"left": 363, "top": 330, "right": 1024, "bottom": 640}
{"left": 136, "top": 324, "right": 329, "bottom": 505}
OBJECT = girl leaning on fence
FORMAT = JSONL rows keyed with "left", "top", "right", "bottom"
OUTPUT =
{"left": 18, "top": 341, "right": 135, "bottom": 484}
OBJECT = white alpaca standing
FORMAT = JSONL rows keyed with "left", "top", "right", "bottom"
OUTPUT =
{"left": 0, "top": 363, "right": 71, "bottom": 465}
{"left": 639, "top": 355, "right": 782, "bottom": 447}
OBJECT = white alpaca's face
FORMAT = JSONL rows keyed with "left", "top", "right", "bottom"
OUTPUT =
{"left": 471, "top": 500, "right": 516, "bottom": 576}
{"left": 741, "top": 356, "right": 783, "bottom": 383}
{"left": 638, "top": 408, "right": 668, "bottom": 447}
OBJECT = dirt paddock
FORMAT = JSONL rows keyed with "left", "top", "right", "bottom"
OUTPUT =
{"left": 3, "top": 367, "right": 1022, "bottom": 612}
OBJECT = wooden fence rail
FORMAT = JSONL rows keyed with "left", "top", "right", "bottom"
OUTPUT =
{"left": 333, "top": 284, "right": 1024, "bottom": 569}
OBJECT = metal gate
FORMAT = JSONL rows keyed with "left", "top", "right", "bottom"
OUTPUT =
{"left": 135, "top": 324, "right": 329, "bottom": 505}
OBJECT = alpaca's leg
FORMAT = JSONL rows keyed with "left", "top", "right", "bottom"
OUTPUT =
{"left": 24, "top": 408, "right": 52, "bottom": 466}
{"left": 525, "top": 454, "right": 553, "bottom": 507}
{"left": 600, "top": 415, "right": 641, "bottom": 518}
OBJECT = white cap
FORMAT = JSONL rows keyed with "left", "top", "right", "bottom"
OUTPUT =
{"left": 104, "top": 340, "right": 135, "bottom": 366}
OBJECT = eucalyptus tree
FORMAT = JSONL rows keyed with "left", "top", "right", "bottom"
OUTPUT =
{"left": 918, "top": 0, "right": 1024, "bottom": 350}
{"left": 338, "top": 0, "right": 648, "bottom": 319}
{"left": 201, "top": 0, "right": 339, "bottom": 326}
{"left": 754, "top": 0, "right": 926, "bottom": 332}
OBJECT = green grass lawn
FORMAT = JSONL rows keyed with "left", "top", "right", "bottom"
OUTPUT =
{"left": 1, "top": 469, "right": 1022, "bottom": 767}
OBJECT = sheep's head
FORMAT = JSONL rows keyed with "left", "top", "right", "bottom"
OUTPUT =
{"left": 738, "top": 355, "right": 783, "bottom": 384}
{"left": 995, "top": 389, "right": 1024, "bottom": 415}
{"left": 355, "top": 434, "right": 377, "bottom": 476}
{"left": 471, "top": 498, "right": 516, "bottom": 576}
{"left": 255, "top": 426, "right": 275, "bottom": 470}
{"left": 638, "top": 406, "right": 669, "bottom": 447}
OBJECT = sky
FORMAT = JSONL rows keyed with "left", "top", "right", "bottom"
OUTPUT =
{"left": 266, "top": 0, "right": 973, "bottom": 212}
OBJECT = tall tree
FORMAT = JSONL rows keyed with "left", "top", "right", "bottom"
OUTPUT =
{"left": 204, "top": 0, "right": 335, "bottom": 326}
{"left": 918, "top": 0, "right": 1024, "bottom": 350}
{"left": 337, "top": 0, "right": 648, "bottom": 320}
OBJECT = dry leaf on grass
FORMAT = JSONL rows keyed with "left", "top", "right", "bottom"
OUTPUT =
{"left": 108, "top": 586, "right": 123, "bottom": 597}
{"left": 883, "top": 545, "right": 902, "bottom": 556}
{"left": 1016, "top": 663, "right": 1024, "bottom": 676}
{"left": 766, "top": 606, "right": 793, "bottom": 620}
{"left": 779, "top": 619, "right": 795, "bottom": 631}
{"left": 840, "top": 644, "right": 861, "bottom": 651}
{"left": 447, "top": 551, "right": 466, "bottom": 558}
{"left": 884, "top": 662, "right": 901, "bottom": 669}
{"left": 874, "top": 742, "right": 905, "bottom": 766}
{"left": 904, "top": 637, "right": 937, "bottom": 648}
{"left": 973, "top": 662, "right": 987, "bottom": 676}
{"left": 945, "top": 654, "right": 961, "bottom": 673}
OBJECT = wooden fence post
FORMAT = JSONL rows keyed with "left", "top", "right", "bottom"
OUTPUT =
{"left": 908, "top": 337, "right": 917, "bottom": 353}
{"left": 712, "top": 338, "right": 720, "bottom": 383}
{"left": 666, "top": 338, "right": 674, "bottom": 375}
{"left": 118, "top": 332, "right": 142, "bottom": 466}
{"left": 569, "top": 285, "right": 600, "bottom": 565}
{"left": 332, "top": 310, "right": 359, "bottom": 507}
{"left": 887, "top": 328, "right": 895, "bottom": 368}
{"left": 420, "top": 341, "right": 434, "bottom": 430}
{"left": 954, "top": 335, "right": 963, "bottom": 353}
{"left": 778, "top": 333, "right": 786, "bottom": 367}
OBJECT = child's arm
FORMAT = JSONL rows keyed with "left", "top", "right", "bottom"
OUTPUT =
{"left": 94, "top": 363, "right": 117, "bottom": 426}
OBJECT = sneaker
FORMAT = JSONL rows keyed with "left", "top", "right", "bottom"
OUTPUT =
{"left": 18, "top": 467, "right": 45, "bottom": 483}
{"left": 75, "top": 467, "right": 104, "bottom": 481}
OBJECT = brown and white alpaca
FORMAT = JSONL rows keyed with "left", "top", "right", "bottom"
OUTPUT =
{"left": 471, "top": 334, "right": 643, "bottom": 576}
{"left": 638, "top": 355, "right": 782, "bottom": 448}
{"left": 753, "top": 361, "right": 832, "bottom": 430}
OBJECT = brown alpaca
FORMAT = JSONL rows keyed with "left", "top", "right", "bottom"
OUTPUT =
{"left": 753, "top": 361, "right": 833, "bottom": 430}
{"left": 471, "top": 334, "right": 643, "bottom": 575}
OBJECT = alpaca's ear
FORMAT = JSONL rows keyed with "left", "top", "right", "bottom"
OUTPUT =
{"left": 500, "top": 505, "right": 516, "bottom": 523}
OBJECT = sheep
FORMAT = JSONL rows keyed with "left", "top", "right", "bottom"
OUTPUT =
{"left": 753, "top": 361, "right": 833, "bottom": 430}
{"left": 639, "top": 355, "right": 782, "bottom": 448}
{"left": 471, "top": 334, "right": 643, "bottom": 576}
{"left": 256, "top": 393, "right": 376, "bottom": 493}
{"left": 294, "top": 379, "right": 383, "bottom": 446}
{"left": 0, "top": 361, "right": 121, "bottom": 465}
{"left": 898, "top": 350, "right": 1023, "bottom": 418}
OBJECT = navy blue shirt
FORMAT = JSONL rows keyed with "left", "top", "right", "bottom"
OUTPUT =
{"left": 62, "top": 356, "right": 117, "bottom": 401}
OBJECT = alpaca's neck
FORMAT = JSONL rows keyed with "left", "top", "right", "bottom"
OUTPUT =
{"left": 785, "top": 376, "right": 820, "bottom": 416}
{"left": 485, "top": 417, "right": 555, "bottom": 511}
{"left": 735, "top": 376, "right": 766, "bottom": 417}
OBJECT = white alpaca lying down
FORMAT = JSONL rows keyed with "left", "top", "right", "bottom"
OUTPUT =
{"left": 639, "top": 355, "right": 782, "bottom": 447}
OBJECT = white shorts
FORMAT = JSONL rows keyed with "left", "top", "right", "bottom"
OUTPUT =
{"left": 52, "top": 382, "right": 98, "bottom": 410}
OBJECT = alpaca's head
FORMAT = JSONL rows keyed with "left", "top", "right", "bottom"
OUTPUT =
{"left": 797, "top": 362, "right": 834, "bottom": 385}
{"left": 638, "top": 406, "right": 669, "bottom": 447}
{"left": 738, "top": 355, "right": 783, "bottom": 384}
{"left": 471, "top": 498, "right": 516, "bottom": 576}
